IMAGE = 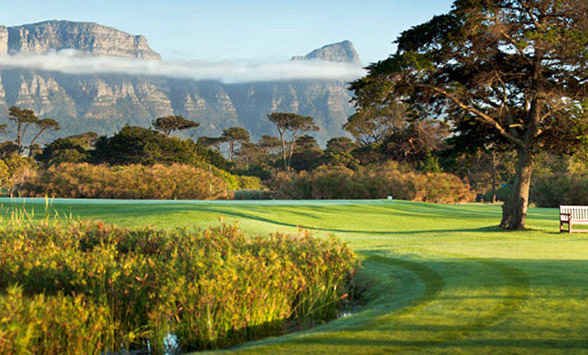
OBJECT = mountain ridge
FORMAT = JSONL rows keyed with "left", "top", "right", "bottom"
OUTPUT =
{"left": 291, "top": 40, "right": 360, "bottom": 64}
{"left": 0, "top": 20, "right": 161, "bottom": 60}
{"left": 0, "top": 21, "right": 355, "bottom": 146}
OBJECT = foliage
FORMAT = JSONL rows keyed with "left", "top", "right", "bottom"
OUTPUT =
{"left": 270, "top": 164, "right": 473, "bottom": 203}
{"left": 91, "top": 125, "right": 228, "bottom": 170}
{"left": 221, "top": 126, "right": 250, "bottom": 161}
{"left": 344, "top": 93, "right": 408, "bottom": 145}
{"left": 0, "top": 154, "right": 36, "bottom": 192}
{"left": 233, "top": 189, "right": 272, "bottom": 200}
{"left": 289, "top": 135, "right": 323, "bottom": 171}
{"left": 36, "top": 137, "right": 90, "bottom": 166}
{"left": 16, "top": 163, "right": 232, "bottom": 199}
{"left": 152, "top": 115, "right": 200, "bottom": 136}
{"left": 379, "top": 121, "right": 448, "bottom": 164}
{"left": 0, "top": 221, "right": 357, "bottom": 353}
{"left": 6, "top": 106, "right": 59, "bottom": 155}
{"left": 0, "top": 285, "right": 114, "bottom": 355}
{"left": 92, "top": 126, "right": 202, "bottom": 166}
{"left": 531, "top": 174, "right": 588, "bottom": 207}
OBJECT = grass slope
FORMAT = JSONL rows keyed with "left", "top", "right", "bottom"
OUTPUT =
{"left": 1, "top": 198, "right": 587, "bottom": 354}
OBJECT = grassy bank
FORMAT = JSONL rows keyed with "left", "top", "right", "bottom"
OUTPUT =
{"left": 0, "top": 198, "right": 585, "bottom": 354}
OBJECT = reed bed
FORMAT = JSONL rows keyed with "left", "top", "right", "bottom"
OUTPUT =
{"left": 0, "top": 221, "right": 357, "bottom": 354}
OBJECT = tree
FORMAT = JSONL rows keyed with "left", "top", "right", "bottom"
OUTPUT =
{"left": 289, "top": 135, "right": 323, "bottom": 171}
{"left": 36, "top": 137, "right": 89, "bottom": 165}
{"left": 344, "top": 82, "right": 408, "bottom": 145}
{"left": 379, "top": 120, "right": 448, "bottom": 164}
{"left": 258, "top": 135, "right": 282, "bottom": 155}
{"left": 267, "top": 112, "right": 319, "bottom": 169}
{"left": 221, "top": 127, "right": 250, "bottom": 161}
{"left": 325, "top": 137, "right": 358, "bottom": 154}
{"left": 352, "top": 0, "right": 588, "bottom": 229}
{"left": 7, "top": 106, "right": 38, "bottom": 152}
{"left": 197, "top": 136, "right": 224, "bottom": 151}
{"left": 92, "top": 126, "right": 199, "bottom": 165}
{"left": 152, "top": 115, "right": 200, "bottom": 136}
{"left": 28, "top": 118, "right": 60, "bottom": 157}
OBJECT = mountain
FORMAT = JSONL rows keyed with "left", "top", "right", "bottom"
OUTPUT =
{"left": 291, "top": 40, "right": 360, "bottom": 64}
{"left": 0, "top": 22, "right": 356, "bottom": 146}
{"left": 0, "top": 20, "right": 161, "bottom": 59}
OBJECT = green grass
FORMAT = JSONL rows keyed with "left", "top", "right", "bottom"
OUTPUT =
{"left": 1, "top": 198, "right": 587, "bottom": 354}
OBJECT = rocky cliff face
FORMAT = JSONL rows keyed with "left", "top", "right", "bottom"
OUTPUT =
{"left": 0, "top": 70, "right": 353, "bottom": 145}
{"left": 291, "top": 40, "right": 360, "bottom": 64}
{"left": 0, "top": 21, "right": 161, "bottom": 59}
{"left": 0, "top": 22, "right": 355, "bottom": 146}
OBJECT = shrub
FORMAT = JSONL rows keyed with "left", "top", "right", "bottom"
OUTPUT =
{"left": 531, "top": 174, "right": 588, "bottom": 207}
{"left": 16, "top": 163, "right": 231, "bottom": 199}
{"left": 271, "top": 164, "right": 474, "bottom": 203}
{"left": 0, "top": 286, "right": 115, "bottom": 355}
{"left": 0, "top": 221, "right": 357, "bottom": 353}
{"left": 233, "top": 189, "right": 272, "bottom": 200}
{"left": 0, "top": 154, "right": 36, "bottom": 194}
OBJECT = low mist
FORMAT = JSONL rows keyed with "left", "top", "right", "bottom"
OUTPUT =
{"left": 0, "top": 50, "right": 366, "bottom": 83}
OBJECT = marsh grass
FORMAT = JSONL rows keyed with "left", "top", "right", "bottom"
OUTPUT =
{"left": 0, "top": 219, "right": 357, "bottom": 354}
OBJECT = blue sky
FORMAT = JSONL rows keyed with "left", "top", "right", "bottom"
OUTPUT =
{"left": 0, "top": 0, "right": 455, "bottom": 64}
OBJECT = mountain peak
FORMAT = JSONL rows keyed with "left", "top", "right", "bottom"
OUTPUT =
{"left": 0, "top": 20, "right": 161, "bottom": 60}
{"left": 291, "top": 40, "right": 360, "bottom": 64}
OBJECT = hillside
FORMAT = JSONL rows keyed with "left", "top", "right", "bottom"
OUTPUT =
{"left": 0, "top": 21, "right": 357, "bottom": 145}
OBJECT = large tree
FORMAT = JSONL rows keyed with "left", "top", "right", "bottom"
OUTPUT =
{"left": 221, "top": 126, "right": 250, "bottom": 161}
{"left": 352, "top": 0, "right": 588, "bottom": 229}
{"left": 7, "top": 106, "right": 38, "bottom": 152}
{"left": 267, "top": 113, "right": 319, "bottom": 169}
{"left": 28, "top": 118, "right": 60, "bottom": 157}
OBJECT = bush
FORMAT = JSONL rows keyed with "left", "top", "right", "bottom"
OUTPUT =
{"left": 0, "top": 154, "right": 36, "bottom": 194}
{"left": 0, "top": 286, "right": 114, "bottom": 355}
{"left": 16, "top": 162, "right": 231, "bottom": 199}
{"left": 233, "top": 189, "right": 272, "bottom": 200}
{"left": 91, "top": 126, "right": 229, "bottom": 170}
{"left": 0, "top": 221, "right": 357, "bottom": 353}
{"left": 270, "top": 164, "right": 474, "bottom": 203}
{"left": 531, "top": 174, "right": 588, "bottom": 207}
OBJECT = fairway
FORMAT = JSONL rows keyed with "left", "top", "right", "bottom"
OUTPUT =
{"left": 2, "top": 198, "right": 587, "bottom": 354}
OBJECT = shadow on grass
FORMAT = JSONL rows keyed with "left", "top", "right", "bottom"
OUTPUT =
{"left": 233, "top": 256, "right": 588, "bottom": 353}
{"left": 165, "top": 206, "right": 528, "bottom": 235}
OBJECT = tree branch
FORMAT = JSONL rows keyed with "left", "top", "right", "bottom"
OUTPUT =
{"left": 426, "top": 85, "right": 526, "bottom": 148}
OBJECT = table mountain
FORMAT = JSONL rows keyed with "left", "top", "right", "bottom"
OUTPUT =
{"left": 291, "top": 40, "right": 360, "bottom": 64}
{"left": 0, "top": 20, "right": 161, "bottom": 59}
{"left": 0, "top": 21, "right": 356, "bottom": 146}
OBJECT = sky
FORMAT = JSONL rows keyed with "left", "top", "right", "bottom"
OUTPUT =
{"left": 0, "top": 0, "right": 455, "bottom": 64}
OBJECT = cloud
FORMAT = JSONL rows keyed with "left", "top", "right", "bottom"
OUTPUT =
{"left": 0, "top": 50, "right": 366, "bottom": 83}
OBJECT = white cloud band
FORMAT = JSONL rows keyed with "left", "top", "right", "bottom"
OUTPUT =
{"left": 0, "top": 50, "right": 366, "bottom": 83}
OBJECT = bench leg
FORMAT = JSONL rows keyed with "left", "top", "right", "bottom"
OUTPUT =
{"left": 569, "top": 222, "right": 572, "bottom": 233}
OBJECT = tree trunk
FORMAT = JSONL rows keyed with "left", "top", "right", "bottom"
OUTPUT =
{"left": 228, "top": 141, "right": 234, "bottom": 161}
{"left": 500, "top": 148, "right": 533, "bottom": 230}
{"left": 491, "top": 151, "right": 497, "bottom": 203}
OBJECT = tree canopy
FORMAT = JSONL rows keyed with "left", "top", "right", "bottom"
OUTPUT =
{"left": 152, "top": 115, "right": 200, "bottom": 136}
{"left": 351, "top": 0, "right": 588, "bottom": 229}
{"left": 221, "top": 127, "right": 250, "bottom": 161}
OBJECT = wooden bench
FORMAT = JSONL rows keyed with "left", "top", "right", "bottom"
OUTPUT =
{"left": 560, "top": 205, "right": 588, "bottom": 233}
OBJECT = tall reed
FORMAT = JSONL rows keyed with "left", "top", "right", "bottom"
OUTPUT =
{"left": 0, "top": 221, "right": 357, "bottom": 353}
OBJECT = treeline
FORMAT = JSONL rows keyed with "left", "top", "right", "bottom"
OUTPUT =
{"left": 2, "top": 104, "right": 583, "bottom": 203}
{"left": 0, "top": 110, "right": 260, "bottom": 199}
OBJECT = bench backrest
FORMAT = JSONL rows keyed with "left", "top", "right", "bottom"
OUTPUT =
{"left": 560, "top": 205, "right": 588, "bottom": 221}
